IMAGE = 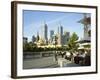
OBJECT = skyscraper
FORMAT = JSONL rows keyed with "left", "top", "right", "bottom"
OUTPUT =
{"left": 63, "top": 31, "right": 70, "bottom": 45}
{"left": 50, "top": 30, "right": 54, "bottom": 39}
{"left": 42, "top": 23, "right": 48, "bottom": 44}
{"left": 32, "top": 35, "right": 36, "bottom": 43}
{"left": 58, "top": 25, "right": 63, "bottom": 46}
{"left": 50, "top": 30, "right": 54, "bottom": 44}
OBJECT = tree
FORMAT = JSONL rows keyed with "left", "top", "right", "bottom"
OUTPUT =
{"left": 23, "top": 43, "right": 32, "bottom": 51}
{"left": 67, "top": 32, "right": 79, "bottom": 52}
{"left": 23, "top": 41, "right": 37, "bottom": 52}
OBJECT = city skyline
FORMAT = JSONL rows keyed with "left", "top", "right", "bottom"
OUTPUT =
{"left": 23, "top": 10, "right": 91, "bottom": 42}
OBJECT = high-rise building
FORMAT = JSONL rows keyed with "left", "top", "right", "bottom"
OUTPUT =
{"left": 50, "top": 30, "right": 54, "bottom": 44}
{"left": 57, "top": 25, "right": 63, "bottom": 46}
{"left": 63, "top": 31, "right": 70, "bottom": 45}
{"left": 32, "top": 35, "right": 36, "bottom": 43}
{"left": 50, "top": 30, "right": 54, "bottom": 39}
{"left": 42, "top": 23, "right": 48, "bottom": 44}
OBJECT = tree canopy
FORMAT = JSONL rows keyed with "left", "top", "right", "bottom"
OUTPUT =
{"left": 67, "top": 32, "right": 79, "bottom": 52}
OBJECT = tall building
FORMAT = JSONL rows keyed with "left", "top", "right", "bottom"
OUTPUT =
{"left": 42, "top": 23, "right": 48, "bottom": 44}
{"left": 50, "top": 30, "right": 54, "bottom": 44}
{"left": 57, "top": 25, "right": 63, "bottom": 46}
{"left": 63, "top": 31, "right": 70, "bottom": 45}
{"left": 50, "top": 30, "right": 54, "bottom": 39}
{"left": 32, "top": 35, "right": 36, "bottom": 43}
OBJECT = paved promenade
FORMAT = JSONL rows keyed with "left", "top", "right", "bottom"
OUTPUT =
{"left": 23, "top": 56, "right": 59, "bottom": 69}
{"left": 23, "top": 56, "right": 81, "bottom": 69}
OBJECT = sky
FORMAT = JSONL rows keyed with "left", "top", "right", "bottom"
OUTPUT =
{"left": 23, "top": 10, "right": 90, "bottom": 42}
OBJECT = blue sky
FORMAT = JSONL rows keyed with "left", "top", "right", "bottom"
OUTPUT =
{"left": 23, "top": 10, "right": 90, "bottom": 42}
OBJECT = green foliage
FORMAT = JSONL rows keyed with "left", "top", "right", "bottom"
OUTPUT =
{"left": 69, "top": 32, "right": 78, "bottom": 42}
{"left": 23, "top": 42, "right": 67, "bottom": 52}
{"left": 67, "top": 32, "right": 79, "bottom": 52}
{"left": 23, "top": 33, "right": 79, "bottom": 52}
{"left": 23, "top": 42, "right": 37, "bottom": 52}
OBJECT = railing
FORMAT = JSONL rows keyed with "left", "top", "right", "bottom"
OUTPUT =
{"left": 23, "top": 51, "right": 55, "bottom": 59}
{"left": 23, "top": 51, "right": 67, "bottom": 59}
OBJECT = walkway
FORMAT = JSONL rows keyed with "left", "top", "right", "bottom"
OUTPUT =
{"left": 23, "top": 56, "right": 81, "bottom": 69}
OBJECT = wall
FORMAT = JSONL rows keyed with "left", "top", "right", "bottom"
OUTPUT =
{"left": 0, "top": 0, "right": 100, "bottom": 80}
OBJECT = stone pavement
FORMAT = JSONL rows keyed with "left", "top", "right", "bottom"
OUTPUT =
{"left": 23, "top": 56, "right": 59, "bottom": 69}
{"left": 23, "top": 56, "right": 81, "bottom": 69}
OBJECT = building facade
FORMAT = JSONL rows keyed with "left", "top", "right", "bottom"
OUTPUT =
{"left": 32, "top": 35, "right": 36, "bottom": 43}
{"left": 62, "top": 31, "right": 70, "bottom": 45}
{"left": 57, "top": 26, "right": 63, "bottom": 46}
{"left": 50, "top": 30, "right": 54, "bottom": 44}
{"left": 42, "top": 23, "right": 48, "bottom": 44}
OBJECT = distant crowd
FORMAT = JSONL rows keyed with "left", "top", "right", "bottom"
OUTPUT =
{"left": 54, "top": 50, "right": 91, "bottom": 66}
